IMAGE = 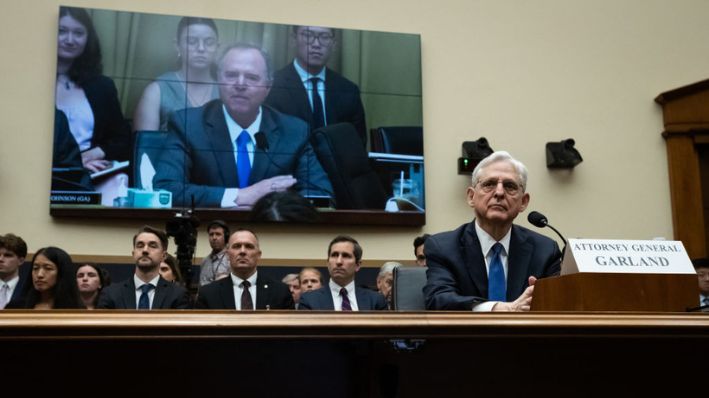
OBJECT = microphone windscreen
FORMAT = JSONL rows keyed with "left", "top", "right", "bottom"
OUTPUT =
{"left": 254, "top": 132, "right": 268, "bottom": 150}
{"left": 527, "top": 211, "right": 548, "bottom": 228}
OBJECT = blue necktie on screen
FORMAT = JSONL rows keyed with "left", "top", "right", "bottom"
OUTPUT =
{"left": 310, "top": 77, "right": 325, "bottom": 130}
{"left": 236, "top": 130, "right": 251, "bottom": 188}
{"left": 340, "top": 288, "right": 352, "bottom": 311}
{"left": 488, "top": 243, "right": 506, "bottom": 301}
{"left": 138, "top": 284, "right": 154, "bottom": 310}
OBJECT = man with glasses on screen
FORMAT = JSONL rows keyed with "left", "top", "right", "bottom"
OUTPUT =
{"left": 265, "top": 26, "right": 367, "bottom": 145}
{"left": 423, "top": 151, "right": 561, "bottom": 312}
{"left": 154, "top": 43, "right": 333, "bottom": 208}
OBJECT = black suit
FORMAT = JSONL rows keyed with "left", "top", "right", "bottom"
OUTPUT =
{"left": 265, "top": 63, "right": 367, "bottom": 146}
{"left": 298, "top": 285, "right": 388, "bottom": 311}
{"left": 423, "top": 222, "right": 561, "bottom": 310}
{"left": 81, "top": 75, "right": 131, "bottom": 161}
{"left": 195, "top": 274, "right": 294, "bottom": 310}
{"left": 154, "top": 100, "right": 333, "bottom": 207}
{"left": 96, "top": 276, "right": 191, "bottom": 309}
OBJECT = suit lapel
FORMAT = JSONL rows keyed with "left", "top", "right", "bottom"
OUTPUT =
{"left": 461, "top": 223, "right": 488, "bottom": 298}
{"left": 507, "top": 225, "right": 533, "bottom": 300}
{"left": 218, "top": 277, "right": 236, "bottom": 309}
{"left": 354, "top": 287, "right": 369, "bottom": 311}
{"left": 320, "top": 287, "right": 335, "bottom": 310}
{"left": 204, "top": 102, "right": 238, "bottom": 186}
{"left": 123, "top": 279, "right": 137, "bottom": 309}
{"left": 324, "top": 69, "right": 337, "bottom": 125}
{"left": 255, "top": 276, "right": 270, "bottom": 310}
{"left": 152, "top": 278, "right": 169, "bottom": 309}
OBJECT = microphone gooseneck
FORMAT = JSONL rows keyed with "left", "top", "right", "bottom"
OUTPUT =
{"left": 527, "top": 210, "right": 567, "bottom": 248}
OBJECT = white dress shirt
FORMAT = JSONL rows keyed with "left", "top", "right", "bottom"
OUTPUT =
{"left": 134, "top": 274, "right": 160, "bottom": 309}
{"left": 473, "top": 220, "right": 512, "bottom": 312}
{"left": 231, "top": 271, "right": 258, "bottom": 310}
{"left": 328, "top": 279, "right": 359, "bottom": 311}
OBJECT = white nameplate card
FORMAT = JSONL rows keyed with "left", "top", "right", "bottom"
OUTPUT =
{"left": 561, "top": 238, "right": 695, "bottom": 275}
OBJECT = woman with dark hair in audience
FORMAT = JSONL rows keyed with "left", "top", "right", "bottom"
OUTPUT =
{"left": 133, "top": 16, "right": 220, "bottom": 131}
{"left": 55, "top": 6, "right": 131, "bottom": 174}
{"left": 159, "top": 253, "right": 184, "bottom": 285}
{"left": 6, "top": 247, "right": 84, "bottom": 309}
{"left": 76, "top": 262, "right": 110, "bottom": 309}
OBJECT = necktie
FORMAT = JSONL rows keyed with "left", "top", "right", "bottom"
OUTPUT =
{"left": 340, "top": 287, "right": 352, "bottom": 311}
{"left": 488, "top": 243, "right": 506, "bottom": 301}
{"left": 236, "top": 130, "right": 251, "bottom": 188}
{"left": 309, "top": 77, "right": 325, "bottom": 130}
{"left": 138, "top": 284, "right": 154, "bottom": 310}
{"left": 0, "top": 283, "right": 10, "bottom": 309}
{"left": 241, "top": 280, "right": 254, "bottom": 310}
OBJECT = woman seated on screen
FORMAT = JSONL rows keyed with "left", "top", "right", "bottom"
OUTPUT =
{"left": 132, "top": 17, "right": 220, "bottom": 131}
{"left": 55, "top": 7, "right": 131, "bottom": 206}
{"left": 6, "top": 247, "right": 84, "bottom": 309}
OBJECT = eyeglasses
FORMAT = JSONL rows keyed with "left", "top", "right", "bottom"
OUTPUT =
{"left": 476, "top": 178, "right": 523, "bottom": 196}
{"left": 299, "top": 31, "right": 334, "bottom": 46}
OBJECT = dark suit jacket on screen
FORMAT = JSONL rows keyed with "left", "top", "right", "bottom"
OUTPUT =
{"left": 265, "top": 63, "right": 367, "bottom": 146}
{"left": 82, "top": 75, "right": 131, "bottom": 161}
{"left": 96, "top": 276, "right": 191, "bottom": 309}
{"left": 154, "top": 100, "right": 333, "bottom": 207}
{"left": 194, "top": 274, "right": 294, "bottom": 310}
{"left": 298, "top": 284, "right": 388, "bottom": 311}
{"left": 423, "top": 222, "right": 561, "bottom": 311}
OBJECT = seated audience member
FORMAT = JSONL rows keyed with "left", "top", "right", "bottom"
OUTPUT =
{"left": 0, "top": 234, "right": 29, "bottom": 309}
{"left": 195, "top": 229, "right": 293, "bottom": 310}
{"left": 299, "top": 267, "right": 322, "bottom": 293}
{"left": 6, "top": 247, "right": 84, "bottom": 309}
{"left": 265, "top": 25, "right": 366, "bottom": 143}
{"left": 76, "top": 262, "right": 110, "bottom": 310}
{"left": 282, "top": 273, "right": 302, "bottom": 307}
{"left": 159, "top": 253, "right": 183, "bottom": 284}
{"left": 413, "top": 234, "right": 430, "bottom": 267}
{"left": 693, "top": 258, "right": 709, "bottom": 311}
{"left": 55, "top": 7, "right": 131, "bottom": 205}
{"left": 423, "top": 151, "right": 561, "bottom": 312}
{"left": 199, "top": 220, "right": 230, "bottom": 286}
{"left": 299, "top": 236, "right": 387, "bottom": 311}
{"left": 249, "top": 191, "right": 321, "bottom": 223}
{"left": 154, "top": 43, "right": 333, "bottom": 208}
{"left": 133, "top": 17, "right": 220, "bottom": 131}
{"left": 376, "top": 261, "right": 401, "bottom": 309}
{"left": 97, "top": 226, "right": 190, "bottom": 309}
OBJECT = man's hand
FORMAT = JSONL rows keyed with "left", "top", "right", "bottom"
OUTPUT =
{"left": 235, "top": 175, "right": 297, "bottom": 207}
{"left": 492, "top": 276, "right": 537, "bottom": 312}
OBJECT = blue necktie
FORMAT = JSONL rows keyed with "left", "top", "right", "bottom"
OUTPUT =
{"left": 236, "top": 130, "right": 251, "bottom": 188}
{"left": 309, "top": 77, "right": 325, "bottom": 130}
{"left": 488, "top": 243, "right": 506, "bottom": 301}
{"left": 138, "top": 284, "right": 154, "bottom": 310}
{"left": 340, "top": 288, "right": 352, "bottom": 311}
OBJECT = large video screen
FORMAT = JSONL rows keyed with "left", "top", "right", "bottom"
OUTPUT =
{"left": 50, "top": 6, "right": 424, "bottom": 225}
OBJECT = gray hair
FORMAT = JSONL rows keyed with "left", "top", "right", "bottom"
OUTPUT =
{"left": 378, "top": 261, "right": 402, "bottom": 278}
{"left": 217, "top": 42, "right": 273, "bottom": 82}
{"left": 282, "top": 273, "right": 299, "bottom": 284}
{"left": 471, "top": 150, "right": 528, "bottom": 190}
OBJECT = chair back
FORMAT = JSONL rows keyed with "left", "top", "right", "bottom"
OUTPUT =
{"left": 311, "top": 123, "right": 388, "bottom": 209}
{"left": 392, "top": 266, "right": 428, "bottom": 311}
{"left": 370, "top": 126, "right": 423, "bottom": 155}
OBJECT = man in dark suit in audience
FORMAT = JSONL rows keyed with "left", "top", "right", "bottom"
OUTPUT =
{"left": 0, "top": 233, "right": 29, "bottom": 309}
{"left": 265, "top": 25, "right": 367, "bottom": 145}
{"left": 423, "top": 151, "right": 561, "bottom": 311}
{"left": 299, "top": 235, "right": 387, "bottom": 311}
{"left": 693, "top": 258, "right": 709, "bottom": 311}
{"left": 154, "top": 43, "right": 333, "bottom": 208}
{"left": 97, "top": 226, "right": 190, "bottom": 309}
{"left": 195, "top": 229, "right": 293, "bottom": 310}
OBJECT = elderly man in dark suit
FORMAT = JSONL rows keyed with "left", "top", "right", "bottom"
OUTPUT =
{"left": 265, "top": 25, "right": 367, "bottom": 145}
{"left": 155, "top": 43, "right": 333, "bottom": 208}
{"left": 97, "top": 226, "right": 190, "bottom": 309}
{"left": 299, "top": 235, "right": 387, "bottom": 311}
{"left": 423, "top": 151, "right": 561, "bottom": 311}
{"left": 195, "top": 229, "right": 293, "bottom": 310}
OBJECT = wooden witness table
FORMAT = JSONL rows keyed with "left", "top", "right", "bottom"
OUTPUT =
{"left": 2, "top": 311, "right": 707, "bottom": 396}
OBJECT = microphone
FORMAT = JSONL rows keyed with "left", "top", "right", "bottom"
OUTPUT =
{"left": 254, "top": 131, "right": 270, "bottom": 152}
{"left": 527, "top": 210, "right": 567, "bottom": 248}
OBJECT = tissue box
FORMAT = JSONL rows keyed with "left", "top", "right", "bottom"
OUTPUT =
{"left": 127, "top": 188, "right": 172, "bottom": 208}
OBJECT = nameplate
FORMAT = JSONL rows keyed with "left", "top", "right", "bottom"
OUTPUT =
{"left": 561, "top": 238, "right": 695, "bottom": 275}
{"left": 50, "top": 191, "right": 101, "bottom": 205}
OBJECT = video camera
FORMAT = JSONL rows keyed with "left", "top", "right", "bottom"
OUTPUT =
{"left": 165, "top": 209, "right": 200, "bottom": 285}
